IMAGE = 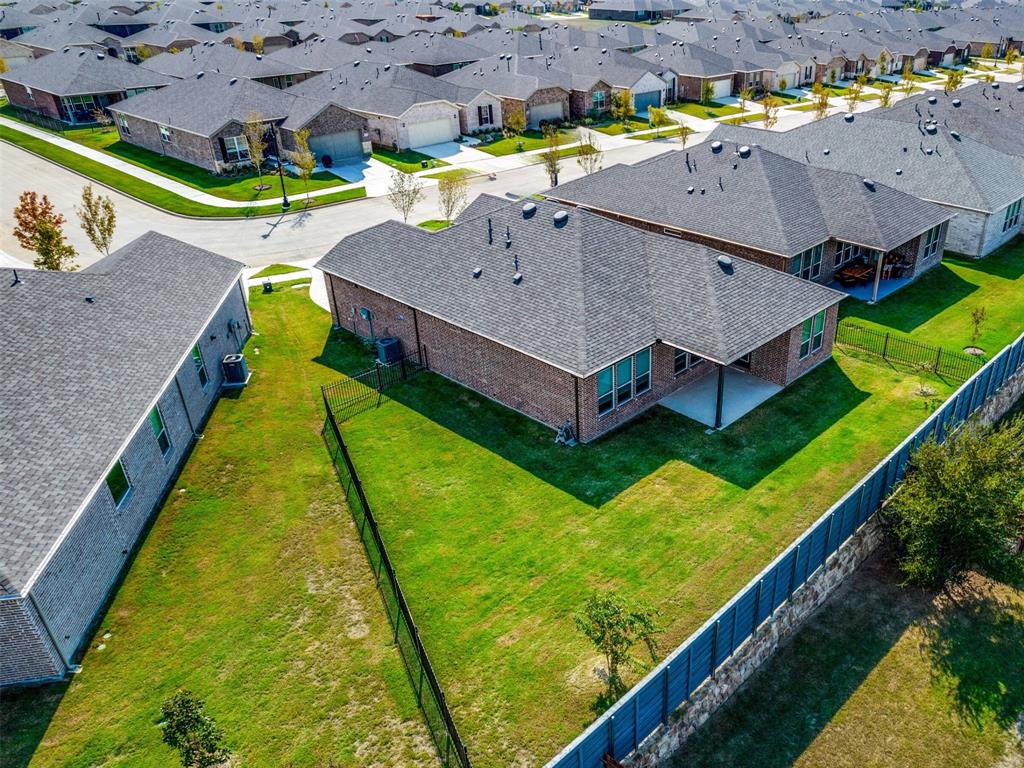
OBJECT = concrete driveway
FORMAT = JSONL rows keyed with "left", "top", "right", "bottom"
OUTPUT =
{"left": 416, "top": 141, "right": 494, "bottom": 165}
{"left": 324, "top": 156, "right": 395, "bottom": 196}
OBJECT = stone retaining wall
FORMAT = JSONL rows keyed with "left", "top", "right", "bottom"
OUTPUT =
{"left": 975, "top": 368, "right": 1024, "bottom": 425}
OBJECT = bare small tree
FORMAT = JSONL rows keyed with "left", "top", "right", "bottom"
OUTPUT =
{"left": 437, "top": 173, "right": 469, "bottom": 225}
{"left": 241, "top": 112, "right": 268, "bottom": 189}
{"left": 75, "top": 184, "right": 117, "bottom": 257}
{"left": 541, "top": 124, "right": 561, "bottom": 187}
{"left": 970, "top": 306, "right": 987, "bottom": 345}
{"left": 288, "top": 128, "right": 317, "bottom": 205}
{"left": 761, "top": 94, "right": 782, "bottom": 129}
{"left": 92, "top": 107, "right": 113, "bottom": 130}
{"left": 677, "top": 123, "right": 693, "bottom": 146}
{"left": 386, "top": 170, "right": 425, "bottom": 223}
{"left": 575, "top": 131, "right": 602, "bottom": 175}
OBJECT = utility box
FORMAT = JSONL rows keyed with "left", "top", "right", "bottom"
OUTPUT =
{"left": 376, "top": 337, "right": 402, "bottom": 365}
{"left": 222, "top": 353, "right": 251, "bottom": 388}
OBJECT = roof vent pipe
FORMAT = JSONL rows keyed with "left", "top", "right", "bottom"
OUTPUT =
{"left": 737, "top": 145, "right": 750, "bottom": 158}
{"left": 522, "top": 202, "right": 537, "bottom": 218}
{"left": 710, "top": 140, "right": 723, "bottom": 153}
{"left": 553, "top": 210, "right": 569, "bottom": 228}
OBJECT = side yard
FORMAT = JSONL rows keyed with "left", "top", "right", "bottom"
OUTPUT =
{"left": 0, "top": 283, "right": 434, "bottom": 768}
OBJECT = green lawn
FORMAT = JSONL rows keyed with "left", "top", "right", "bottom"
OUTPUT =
{"left": 0, "top": 284, "right": 434, "bottom": 768}
{"left": 840, "top": 238, "right": 1024, "bottom": 354}
{"left": 788, "top": 103, "right": 826, "bottom": 113}
{"left": 757, "top": 90, "right": 806, "bottom": 104}
{"left": 669, "top": 100, "right": 743, "bottom": 119}
{"left": 417, "top": 219, "right": 450, "bottom": 231}
{"left": 251, "top": 263, "right": 306, "bottom": 278}
{"left": 423, "top": 167, "right": 478, "bottom": 180}
{"left": 592, "top": 117, "right": 650, "bottom": 135}
{"left": 372, "top": 148, "right": 448, "bottom": 174}
{"left": 477, "top": 128, "right": 578, "bottom": 156}
{"left": 1, "top": 126, "right": 366, "bottom": 217}
{"left": 722, "top": 113, "right": 768, "bottom": 125}
{"left": 668, "top": 553, "right": 1024, "bottom": 768}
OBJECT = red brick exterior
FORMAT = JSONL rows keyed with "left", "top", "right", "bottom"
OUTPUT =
{"left": 750, "top": 303, "right": 839, "bottom": 386}
{"left": 676, "top": 74, "right": 732, "bottom": 101}
{"left": 569, "top": 82, "right": 612, "bottom": 120}
{"left": 2, "top": 81, "right": 62, "bottom": 120}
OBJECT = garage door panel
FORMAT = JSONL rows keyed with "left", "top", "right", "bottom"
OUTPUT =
{"left": 633, "top": 90, "right": 661, "bottom": 115}
{"left": 407, "top": 118, "right": 456, "bottom": 148}
{"left": 528, "top": 101, "right": 563, "bottom": 128}
{"left": 309, "top": 130, "right": 362, "bottom": 163}
{"left": 711, "top": 79, "right": 732, "bottom": 98}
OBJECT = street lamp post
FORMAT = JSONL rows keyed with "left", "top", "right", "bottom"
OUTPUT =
{"left": 269, "top": 127, "right": 290, "bottom": 212}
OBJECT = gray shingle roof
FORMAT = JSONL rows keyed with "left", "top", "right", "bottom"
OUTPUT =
{"left": 0, "top": 46, "right": 173, "bottom": 95}
{"left": 549, "top": 144, "right": 953, "bottom": 255}
{"left": 315, "top": 196, "right": 843, "bottom": 378}
{"left": 0, "top": 232, "right": 243, "bottom": 594}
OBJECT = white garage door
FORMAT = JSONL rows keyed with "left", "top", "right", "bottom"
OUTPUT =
{"left": 711, "top": 78, "right": 732, "bottom": 99}
{"left": 407, "top": 118, "right": 456, "bottom": 149}
{"left": 941, "top": 52, "right": 954, "bottom": 67}
{"left": 308, "top": 130, "right": 362, "bottom": 164}
{"left": 528, "top": 101, "right": 564, "bottom": 128}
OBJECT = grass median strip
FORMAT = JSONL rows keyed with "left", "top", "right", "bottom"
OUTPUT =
{"left": 251, "top": 263, "right": 307, "bottom": 278}
{"left": 1, "top": 125, "right": 366, "bottom": 217}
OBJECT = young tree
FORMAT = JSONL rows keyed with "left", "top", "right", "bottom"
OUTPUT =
{"left": 944, "top": 68, "right": 965, "bottom": 93}
{"left": 504, "top": 109, "right": 525, "bottom": 137}
{"left": 160, "top": 690, "right": 229, "bottom": 768}
{"left": 232, "top": 36, "right": 246, "bottom": 51}
{"left": 241, "top": 112, "right": 268, "bottom": 189}
{"left": 737, "top": 86, "right": 754, "bottom": 114}
{"left": 437, "top": 173, "right": 469, "bottom": 225}
{"left": 677, "top": 122, "right": 693, "bottom": 146}
{"left": 386, "top": 170, "right": 425, "bottom": 223}
{"left": 610, "top": 89, "right": 635, "bottom": 124}
{"left": 12, "top": 190, "right": 65, "bottom": 250}
{"left": 647, "top": 105, "right": 672, "bottom": 137}
{"left": 75, "top": 184, "right": 116, "bottom": 257}
{"left": 844, "top": 73, "right": 866, "bottom": 112}
{"left": 135, "top": 44, "right": 153, "bottom": 61}
{"left": 883, "top": 418, "right": 1024, "bottom": 594}
{"left": 811, "top": 81, "right": 831, "bottom": 120}
{"left": 574, "top": 591, "right": 661, "bottom": 693}
{"left": 828, "top": 68, "right": 837, "bottom": 86}
{"left": 288, "top": 128, "right": 317, "bottom": 204}
{"left": 168, "top": 46, "right": 180, "bottom": 55}
{"left": 541, "top": 124, "right": 561, "bottom": 187}
{"left": 700, "top": 79, "right": 715, "bottom": 106}
{"left": 252, "top": 34, "right": 264, "bottom": 56}
{"left": 877, "top": 81, "right": 895, "bottom": 107}
{"left": 970, "top": 306, "right": 987, "bottom": 345}
{"left": 761, "top": 94, "right": 782, "bottom": 129}
{"left": 31, "top": 220, "right": 78, "bottom": 271}
{"left": 778, "top": 76, "right": 788, "bottom": 92}
{"left": 979, "top": 42, "right": 994, "bottom": 61}
{"left": 877, "top": 50, "right": 889, "bottom": 76}
{"left": 91, "top": 107, "right": 113, "bottom": 130}
{"left": 0, "top": 58, "right": 8, "bottom": 75}
{"left": 575, "top": 130, "right": 602, "bottom": 174}
{"left": 900, "top": 59, "right": 915, "bottom": 97}
{"left": 1006, "top": 48, "right": 1020, "bottom": 66}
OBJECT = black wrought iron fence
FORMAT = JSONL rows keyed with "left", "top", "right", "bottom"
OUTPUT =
{"left": 321, "top": 351, "right": 424, "bottom": 421}
{"left": 836, "top": 321, "right": 984, "bottom": 382}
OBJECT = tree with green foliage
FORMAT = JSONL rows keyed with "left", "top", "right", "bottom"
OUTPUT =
{"left": 504, "top": 109, "right": 525, "bottom": 137}
{"left": 288, "top": 127, "right": 317, "bottom": 204}
{"left": 737, "top": 86, "right": 754, "bottom": 114}
{"left": 241, "top": 112, "right": 268, "bottom": 189}
{"left": 135, "top": 43, "right": 153, "bottom": 61}
{"left": 75, "top": 184, "right": 116, "bottom": 257}
{"left": 647, "top": 105, "right": 672, "bottom": 137}
{"left": 811, "top": 81, "right": 831, "bottom": 120}
{"left": 31, "top": 220, "right": 78, "bottom": 271}
{"left": 778, "top": 76, "right": 788, "bottom": 92}
{"left": 845, "top": 73, "right": 866, "bottom": 112}
{"left": 160, "top": 690, "right": 229, "bottom": 768}
{"left": 944, "top": 67, "right": 965, "bottom": 93}
{"left": 829, "top": 68, "right": 837, "bottom": 86}
{"left": 677, "top": 122, "right": 693, "bottom": 146}
{"left": 883, "top": 417, "right": 1024, "bottom": 595}
{"left": 700, "top": 79, "right": 714, "bottom": 106}
{"left": 0, "top": 57, "right": 8, "bottom": 75}
{"left": 541, "top": 124, "right": 561, "bottom": 187}
{"left": 761, "top": 94, "right": 782, "bottom": 128}
{"left": 575, "top": 591, "right": 661, "bottom": 693}
{"left": 901, "top": 59, "right": 915, "bottom": 96}
{"left": 979, "top": 42, "right": 994, "bottom": 61}
{"left": 437, "top": 172, "right": 469, "bottom": 224}
{"left": 1006, "top": 48, "right": 1019, "bottom": 66}
{"left": 877, "top": 81, "right": 895, "bottom": 107}
{"left": 877, "top": 50, "right": 889, "bottom": 76}
{"left": 611, "top": 89, "right": 635, "bottom": 124}
{"left": 386, "top": 169, "right": 425, "bottom": 223}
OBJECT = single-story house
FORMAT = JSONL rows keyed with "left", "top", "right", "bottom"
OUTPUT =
{"left": 121, "top": 20, "right": 220, "bottom": 61}
{"left": 140, "top": 42, "right": 315, "bottom": 90}
{"left": 0, "top": 47, "right": 173, "bottom": 124}
{"left": 316, "top": 195, "right": 845, "bottom": 441}
{"left": 386, "top": 30, "right": 490, "bottom": 76}
{"left": 635, "top": 42, "right": 739, "bottom": 100}
{"left": 109, "top": 72, "right": 370, "bottom": 172}
{"left": 0, "top": 232, "right": 250, "bottom": 688}
{"left": 0, "top": 37, "right": 35, "bottom": 69}
{"left": 548, "top": 142, "right": 956, "bottom": 303}
{"left": 9, "top": 20, "right": 127, "bottom": 58}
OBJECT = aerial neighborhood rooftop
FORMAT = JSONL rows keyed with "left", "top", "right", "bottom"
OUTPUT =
{"left": 1, "top": 0, "right": 1023, "bottom": 766}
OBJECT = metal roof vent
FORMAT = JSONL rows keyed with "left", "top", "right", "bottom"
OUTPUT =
{"left": 951, "top": 98, "right": 961, "bottom": 107}
{"left": 197, "top": 70, "right": 204, "bottom": 78}
{"left": 844, "top": 112, "right": 855, "bottom": 122}
{"left": 256, "top": 54, "right": 262, "bottom": 60}
{"left": 229, "top": 77, "right": 237, "bottom": 84}
{"left": 472, "top": 267, "right": 482, "bottom": 278}
{"left": 927, "top": 95, "right": 937, "bottom": 104}
{"left": 823, "top": 148, "right": 830, "bottom": 155}
{"left": 995, "top": 107, "right": 1001, "bottom": 112}
{"left": 925, "top": 123, "right": 937, "bottom": 134}
{"left": 950, "top": 130, "right": 960, "bottom": 140}
{"left": 991, "top": 82, "right": 999, "bottom": 90}
{"left": 738, "top": 145, "right": 750, "bottom": 158}
{"left": 863, "top": 178, "right": 875, "bottom": 190}
{"left": 522, "top": 202, "right": 536, "bottom": 218}
{"left": 1017, "top": 84, "right": 1024, "bottom": 92}
{"left": 96, "top": 52, "right": 105, "bottom": 59}
{"left": 512, "top": 272, "right": 523, "bottom": 284}
{"left": 687, "top": 186, "right": 694, "bottom": 194}
{"left": 553, "top": 210, "right": 569, "bottom": 228}
{"left": 925, "top": 147, "right": 934, "bottom": 155}
{"left": 717, "top": 254, "right": 733, "bottom": 270}
{"left": 710, "top": 140, "right": 723, "bottom": 153}
{"left": 895, "top": 168, "right": 903, "bottom": 175}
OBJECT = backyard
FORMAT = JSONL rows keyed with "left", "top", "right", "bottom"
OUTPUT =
{"left": 0, "top": 283, "right": 434, "bottom": 768}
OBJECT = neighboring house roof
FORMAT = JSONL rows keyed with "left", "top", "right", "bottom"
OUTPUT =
{"left": 441, "top": 53, "right": 567, "bottom": 100}
{"left": 549, "top": 143, "right": 953, "bottom": 256}
{"left": 0, "top": 37, "right": 36, "bottom": 60}
{"left": 140, "top": 40, "right": 309, "bottom": 80}
{"left": 708, "top": 112, "right": 1024, "bottom": 214}
{"left": 0, "top": 232, "right": 243, "bottom": 595}
{"left": 265, "top": 35, "right": 368, "bottom": 72}
{"left": 385, "top": 30, "right": 490, "bottom": 66}
{"left": 315, "top": 195, "right": 843, "bottom": 379}
{"left": 0, "top": 46, "right": 173, "bottom": 95}
{"left": 122, "top": 20, "right": 220, "bottom": 48}
{"left": 11, "top": 19, "right": 125, "bottom": 52}
{"left": 635, "top": 40, "right": 740, "bottom": 77}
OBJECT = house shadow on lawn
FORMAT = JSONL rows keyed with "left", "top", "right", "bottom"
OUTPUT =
{"left": 314, "top": 330, "right": 869, "bottom": 503}
{"left": 0, "top": 679, "right": 70, "bottom": 768}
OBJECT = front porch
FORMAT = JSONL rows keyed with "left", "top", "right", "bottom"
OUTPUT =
{"left": 660, "top": 366, "right": 782, "bottom": 429}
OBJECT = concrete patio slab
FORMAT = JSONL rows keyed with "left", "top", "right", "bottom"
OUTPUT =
{"left": 660, "top": 367, "right": 782, "bottom": 429}
{"left": 829, "top": 276, "right": 912, "bottom": 303}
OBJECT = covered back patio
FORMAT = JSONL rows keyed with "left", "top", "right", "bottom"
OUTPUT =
{"left": 828, "top": 241, "right": 921, "bottom": 303}
{"left": 660, "top": 363, "right": 782, "bottom": 430}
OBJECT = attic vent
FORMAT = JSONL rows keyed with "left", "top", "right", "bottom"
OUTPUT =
{"left": 950, "top": 130, "right": 960, "bottom": 140}
{"left": 384, "top": 63, "right": 390, "bottom": 71}
{"left": 197, "top": 70, "right": 204, "bottom": 78}
{"left": 229, "top": 77, "right": 237, "bottom": 84}
{"left": 995, "top": 107, "right": 1001, "bottom": 112}
{"left": 843, "top": 112, "right": 855, "bottom": 122}
{"left": 823, "top": 148, "right": 830, "bottom": 155}
{"left": 522, "top": 202, "right": 537, "bottom": 218}
{"left": 925, "top": 123, "right": 937, "bottom": 134}
{"left": 717, "top": 254, "right": 733, "bottom": 269}
{"left": 553, "top": 210, "right": 569, "bottom": 228}
{"left": 96, "top": 52, "right": 105, "bottom": 59}
{"left": 925, "top": 147, "right": 934, "bottom": 155}
{"left": 472, "top": 267, "right": 482, "bottom": 278}
{"left": 895, "top": 168, "right": 903, "bottom": 175}
{"left": 354, "top": 60, "right": 360, "bottom": 66}
{"left": 951, "top": 98, "right": 961, "bottom": 107}
{"left": 1017, "top": 84, "right": 1024, "bottom": 92}
{"left": 710, "top": 140, "right": 723, "bottom": 153}
{"left": 512, "top": 272, "right": 523, "bottom": 284}
{"left": 991, "top": 82, "right": 1000, "bottom": 90}
{"left": 863, "top": 178, "right": 875, "bottom": 190}
{"left": 737, "top": 145, "right": 750, "bottom": 158}
{"left": 687, "top": 186, "right": 694, "bottom": 194}
{"left": 927, "top": 95, "right": 937, "bottom": 104}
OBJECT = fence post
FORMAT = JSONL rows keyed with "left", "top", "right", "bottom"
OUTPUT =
{"left": 882, "top": 332, "right": 890, "bottom": 360}
{"left": 934, "top": 346, "right": 942, "bottom": 374}
{"left": 400, "top": 355, "right": 407, "bottom": 381}
{"left": 751, "top": 580, "right": 762, "bottom": 635}
{"left": 661, "top": 665, "right": 671, "bottom": 725}
{"left": 709, "top": 620, "right": 720, "bottom": 679}
{"left": 375, "top": 362, "right": 384, "bottom": 391}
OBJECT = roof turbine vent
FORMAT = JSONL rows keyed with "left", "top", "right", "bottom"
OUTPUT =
{"left": 710, "top": 140, "right": 723, "bottom": 153}
{"left": 553, "top": 210, "right": 569, "bottom": 228}
{"left": 522, "top": 202, "right": 537, "bottom": 218}
{"left": 927, "top": 95, "right": 937, "bottom": 104}
{"left": 951, "top": 98, "right": 961, "bottom": 107}
{"left": 717, "top": 254, "right": 733, "bottom": 272}
{"left": 863, "top": 178, "right": 875, "bottom": 190}
{"left": 737, "top": 145, "right": 751, "bottom": 158}
{"left": 843, "top": 112, "right": 855, "bottom": 122}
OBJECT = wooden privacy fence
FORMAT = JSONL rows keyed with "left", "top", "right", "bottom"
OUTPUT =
{"left": 836, "top": 321, "right": 984, "bottom": 382}
{"left": 544, "top": 329, "right": 1024, "bottom": 768}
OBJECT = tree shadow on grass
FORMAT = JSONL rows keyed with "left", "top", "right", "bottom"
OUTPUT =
{"left": 0, "top": 679, "right": 70, "bottom": 768}
{"left": 313, "top": 330, "right": 870, "bottom": 503}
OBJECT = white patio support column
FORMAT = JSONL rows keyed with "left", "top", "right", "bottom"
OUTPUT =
{"left": 869, "top": 250, "right": 885, "bottom": 304}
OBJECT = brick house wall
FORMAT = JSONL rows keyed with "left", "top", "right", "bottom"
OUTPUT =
{"left": 8, "top": 283, "right": 251, "bottom": 685}
{"left": 115, "top": 112, "right": 221, "bottom": 171}
{"left": 525, "top": 86, "right": 570, "bottom": 125}
{"left": 750, "top": 303, "right": 839, "bottom": 387}
{"left": 458, "top": 92, "right": 504, "bottom": 133}
{"left": 676, "top": 74, "right": 733, "bottom": 102}
{"left": 569, "top": 82, "right": 612, "bottom": 120}
{"left": 2, "top": 81, "right": 62, "bottom": 120}
{"left": 280, "top": 104, "right": 369, "bottom": 153}
{"left": 981, "top": 197, "right": 1023, "bottom": 256}
{"left": 366, "top": 102, "right": 459, "bottom": 150}
{"left": 0, "top": 597, "right": 64, "bottom": 686}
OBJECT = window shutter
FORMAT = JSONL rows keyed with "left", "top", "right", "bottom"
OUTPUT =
{"left": 488, "top": 104, "right": 494, "bottom": 123}
{"left": 218, "top": 137, "right": 228, "bottom": 161}
{"left": 477, "top": 105, "right": 485, "bottom": 124}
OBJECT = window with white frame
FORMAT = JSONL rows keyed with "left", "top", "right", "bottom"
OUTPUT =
{"left": 834, "top": 240, "right": 861, "bottom": 267}
{"left": 800, "top": 311, "right": 826, "bottom": 359}
{"left": 149, "top": 406, "right": 171, "bottom": 456}
{"left": 1003, "top": 198, "right": 1022, "bottom": 233}
{"left": 596, "top": 346, "right": 653, "bottom": 416}
{"left": 191, "top": 344, "right": 209, "bottom": 388}
{"left": 673, "top": 348, "right": 703, "bottom": 375}
{"left": 477, "top": 103, "right": 494, "bottom": 126}
{"left": 922, "top": 224, "right": 942, "bottom": 259}
{"left": 105, "top": 458, "right": 132, "bottom": 508}
{"left": 224, "top": 135, "right": 250, "bottom": 162}
{"left": 159, "top": 124, "right": 172, "bottom": 143}
{"left": 790, "top": 243, "right": 824, "bottom": 280}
